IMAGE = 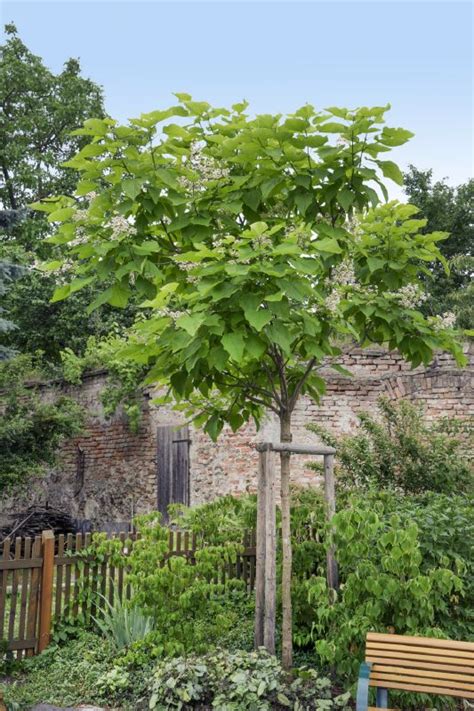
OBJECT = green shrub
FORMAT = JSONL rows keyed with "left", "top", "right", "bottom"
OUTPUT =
{"left": 0, "top": 353, "right": 84, "bottom": 492}
{"left": 148, "top": 649, "right": 351, "bottom": 710}
{"left": 308, "top": 397, "right": 473, "bottom": 494}
{"left": 169, "top": 493, "right": 257, "bottom": 545}
{"left": 302, "top": 498, "right": 462, "bottom": 676}
{"left": 3, "top": 631, "right": 114, "bottom": 708}
{"left": 93, "top": 512, "right": 249, "bottom": 657}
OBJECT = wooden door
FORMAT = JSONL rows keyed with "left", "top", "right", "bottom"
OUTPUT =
{"left": 156, "top": 425, "right": 190, "bottom": 520}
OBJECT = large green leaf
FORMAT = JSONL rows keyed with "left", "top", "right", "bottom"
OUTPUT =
{"left": 313, "top": 238, "right": 343, "bottom": 254}
{"left": 108, "top": 283, "right": 130, "bottom": 308}
{"left": 377, "top": 160, "right": 404, "bottom": 185}
{"left": 176, "top": 313, "right": 207, "bottom": 337}
{"left": 221, "top": 332, "right": 246, "bottom": 361}
{"left": 123, "top": 178, "right": 143, "bottom": 199}
{"left": 266, "top": 322, "right": 293, "bottom": 354}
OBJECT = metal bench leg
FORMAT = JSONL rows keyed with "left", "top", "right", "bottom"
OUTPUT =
{"left": 376, "top": 687, "right": 388, "bottom": 708}
{"left": 356, "top": 661, "right": 372, "bottom": 711}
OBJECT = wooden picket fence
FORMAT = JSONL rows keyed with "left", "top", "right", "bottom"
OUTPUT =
{"left": 0, "top": 529, "right": 256, "bottom": 658}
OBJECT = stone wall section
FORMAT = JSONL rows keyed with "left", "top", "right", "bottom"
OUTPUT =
{"left": 1, "top": 345, "right": 472, "bottom": 525}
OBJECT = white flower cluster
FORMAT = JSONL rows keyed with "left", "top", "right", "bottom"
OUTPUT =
{"left": 52, "top": 259, "right": 74, "bottom": 275}
{"left": 323, "top": 259, "right": 358, "bottom": 313}
{"left": 212, "top": 237, "right": 228, "bottom": 250}
{"left": 229, "top": 249, "right": 251, "bottom": 265}
{"left": 86, "top": 191, "right": 97, "bottom": 201}
{"left": 325, "top": 291, "right": 341, "bottom": 314}
{"left": 70, "top": 228, "right": 88, "bottom": 247}
{"left": 156, "top": 307, "right": 185, "bottom": 321}
{"left": 433, "top": 311, "right": 457, "bottom": 331}
{"left": 107, "top": 214, "right": 136, "bottom": 240}
{"left": 43, "top": 259, "right": 75, "bottom": 284}
{"left": 332, "top": 259, "right": 356, "bottom": 286}
{"left": 178, "top": 142, "right": 230, "bottom": 192}
{"left": 175, "top": 260, "right": 196, "bottom": 272}
{"left": 391, "top": 284, "right": 427, "bottom": 309}
{"left": 72, "top": 209, "right": 88, "bottom": 223}
{"left": 251, "top": 234, "right": 273, "bottom": 250}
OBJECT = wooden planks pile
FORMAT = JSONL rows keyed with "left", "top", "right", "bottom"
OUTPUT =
{"left": 0, "top": 529, "right": 257, "bottom": 657}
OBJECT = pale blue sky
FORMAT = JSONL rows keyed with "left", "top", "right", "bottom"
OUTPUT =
{"left": 2, "top": 1, "right": 472, "bottom": 196}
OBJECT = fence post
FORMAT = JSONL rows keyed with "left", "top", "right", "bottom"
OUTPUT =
{"left": 38, "top": 530, "right": 55, "bottom": 653}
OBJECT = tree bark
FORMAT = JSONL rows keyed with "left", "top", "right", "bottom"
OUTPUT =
{"left": 280, "top": 408, "right": 293, "bottom": 670}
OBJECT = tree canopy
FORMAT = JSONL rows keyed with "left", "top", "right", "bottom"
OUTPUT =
{"left": 36, "top": 97, "right": 466, "bottom": 667}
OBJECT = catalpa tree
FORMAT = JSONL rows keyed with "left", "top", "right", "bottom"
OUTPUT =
{"left": 34, "top": 97, "right": 466, "bottom": 668}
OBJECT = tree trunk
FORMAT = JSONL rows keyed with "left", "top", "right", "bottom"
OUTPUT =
{"left": 280, "top": 408, "right": 293, "bottom": 670}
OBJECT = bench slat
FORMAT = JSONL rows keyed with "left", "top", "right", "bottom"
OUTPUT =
{"left": 371, "top": 672, "right": 474, "bottom": 692}
{"left": 367, "top": 632, "right": 474, "bottom": 653}
{"left": 372, "top": 665, "right": 474, "bottom": 684}
{"left": 370, "top": 678, "right": 474, "bottom": 699}
{"left": 367, "top": 641, "right": 474, "bottom": 660}
{"left": 369, "top": 658, "right": 474, "bottom": 675}
{"left": 367, "top": 651, "right": 474, "bottom": 667}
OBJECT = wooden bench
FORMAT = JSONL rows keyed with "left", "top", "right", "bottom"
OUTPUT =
{"left": 356, "top": 632, "right": 474, "bottom": 710}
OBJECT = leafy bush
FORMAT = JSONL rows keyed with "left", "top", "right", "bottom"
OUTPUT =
{"left": 171, "top": 488, "right": 473, "bottom": 691}
{"left": 0, "top": 353, "right": 84, "bottom": 491}
{"left": 148, "top": 649, "right": 351, "bottom": 710}
{"left": 93, "top": 512, "right": 250, "bottom": 657}
{"left": 169, "top": 493, "right": 257, "bottom": 545}
{"left": 302, "top": 497, "right": 462, "bottom": 676}
{"left": 308, "top": 397, "right": 473, "bottom": 494}
{"left": 3, "top": 631, "right": 114, "bottom": 708}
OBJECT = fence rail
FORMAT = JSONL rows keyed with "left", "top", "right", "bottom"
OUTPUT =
{"left": 0, "top": 529, "right": 256, "bottom": 658}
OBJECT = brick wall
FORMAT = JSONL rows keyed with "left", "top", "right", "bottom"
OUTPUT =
{"left": 1, "top": 345, "right": 472, "bottom": 524}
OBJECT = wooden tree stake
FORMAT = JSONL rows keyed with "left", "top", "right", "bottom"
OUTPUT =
{"left": 254, "top": 441, "right": 338, "bottom": 666}
{"left": 324, "top": 453, "right": 339, "bottom": 598}
{"left": 263, "top": 448, "right": 276, "bottom": 653}
{"left": 254, "top": 451, "right": 267, "bottom": 648}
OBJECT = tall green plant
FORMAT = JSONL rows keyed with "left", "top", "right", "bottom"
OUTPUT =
{"left": 35, "top": 98, "right": 467, "bottom": 667}
{"left": 94, "top": 513, "right": 246, "bottom": 658}
{"left": 308, "top": 397, "right": 473, "bottom": 494}
{"left": 92, "top": 593, "right": 155, "bottom": 650}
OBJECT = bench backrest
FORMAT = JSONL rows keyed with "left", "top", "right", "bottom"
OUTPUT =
{"left": 366, "top": 632, "right": 474, "bottom": 699}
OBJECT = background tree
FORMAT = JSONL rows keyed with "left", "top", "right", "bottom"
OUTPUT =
{"left": 0, "top": 23, "right": 136, "bottom": 360}
{"left": 0, "top": 208, "right": 25, "bottom": 359}
{"left": 404, "top": 166, "right": 473, "bottom": 329}
{"left": 37, "top": 98, "right": 466, "bottom": 668}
